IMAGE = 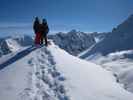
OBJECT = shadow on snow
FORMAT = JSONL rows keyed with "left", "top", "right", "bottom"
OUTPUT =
{"left": 0, "top": 46, "right": 37, "bottom": 70}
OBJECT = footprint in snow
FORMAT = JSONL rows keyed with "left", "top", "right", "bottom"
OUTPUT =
{"left": 28, "top": 58, "right": 34, "bottom": 66}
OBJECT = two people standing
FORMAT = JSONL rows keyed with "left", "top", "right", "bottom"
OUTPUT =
{"left": 33, "top": 17, "right": 49, "bottom": 46}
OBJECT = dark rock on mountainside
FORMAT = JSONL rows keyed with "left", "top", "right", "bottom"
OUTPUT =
{"left": 49, "top": 30, "right": 96, "bottom": 56}
{"left": 0, "top": 31, "right": 96, "bottom": 57}
{"left": 0, "top": 35, "right": 33, "bottom": 57}
{"left": 0, "top": 38, "right": 11, "bottom": 57}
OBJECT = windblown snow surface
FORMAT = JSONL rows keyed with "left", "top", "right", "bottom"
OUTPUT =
{"left": 0, "top": 44, "right": 133, "bottom": 100}
{"left": 85, "top": 50, "right": 133, "bottom": 93}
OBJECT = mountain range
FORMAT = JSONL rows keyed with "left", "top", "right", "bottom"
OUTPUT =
{"left": 0, "top": 14, "right": 133, "bottom": 100}
{"left": 80, "top": 14, "right": 133, "bottom": 58}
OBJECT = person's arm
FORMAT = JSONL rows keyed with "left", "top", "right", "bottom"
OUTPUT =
{"left": 33, "top": 22, "right": 36, "bottom": 32}
{"left": 46, "top": 24, "right": 49, "bottom": 34}
{"left": 47, "top": 26, "right": 49, "bottom": 33}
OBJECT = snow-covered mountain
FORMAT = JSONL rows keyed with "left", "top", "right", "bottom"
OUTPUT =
{"left": 0, "top": 38, "right": 11, "bottom": 57}
{"left": 0, "top": 43, "right": 133, "bottom": 100}
{"left": 78, "top": 14, "right": 133, "bottom": 93}
{"left": 0, "top": 34, "right": 33, "bottom": 57}
{"left": 6, "top": 34, "right": 33, "bottom": 51}
{"left": 90, "top": 32, "right": 108, "bottom": 43}
{"left": 1, "top": 14, "right": 133, "bottom": 100}
{"left": 86, "top": 50, "right": 133, "bottom": 93}
{"left": 0, "top": 30, "right": 96, "bottom": 57}
{"left": 80, "top": 14, "right": 133, "bottom": 58}
{"left": 49, "top": 30, "right": 96, "bottom": 56}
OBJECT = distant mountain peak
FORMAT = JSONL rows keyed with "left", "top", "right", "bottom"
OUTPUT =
{"left": 68, "top": 29, "right": 77, "bottom": 33}
{"left": 49, "top": 31, "right": 96, "bottom": 56}
{"left": 110, "top": 14, "right": 133, "bottom": 34}
{"left": 80, "top": 14, "right": 133, "bottom": 58}
{"left": 124, "top": 14, "right": 133, "bottom": 23}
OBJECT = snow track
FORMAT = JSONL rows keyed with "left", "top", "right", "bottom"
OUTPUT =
{"left": 20, "top": 47, "right": 69, "bottom": 100}
{"left": 1, "top": 44, "right": 133, "bottom": 100}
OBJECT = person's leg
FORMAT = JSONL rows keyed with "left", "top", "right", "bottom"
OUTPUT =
{"left": 44, "top": 35, "right": 48, "bottom": 46}
{"left": 40, "top": 34, "right": 44, "bottom": 45}
{"left": 35, "top": 33, "right": 39, "bottom": 44}
{"left": 38, "top": 33, "right": 42, "bottom": 45}
{"left": 35, "top": 32, "right": 42, "bottom": 45}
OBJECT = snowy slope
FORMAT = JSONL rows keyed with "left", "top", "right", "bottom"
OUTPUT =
{"left": 77, "top": 14, "right": 133, "bottom": 94}
{"left": 87, "top": 50, "right": 133, "bottom": 93}
{"left": 0, "top": 44, "right": 133, "bottom": 100}
{"left": 49, "top": 44, "right": 133, "bottom": 100}
{"left": 0, "top": 46, "right": 68, "bottom": 100}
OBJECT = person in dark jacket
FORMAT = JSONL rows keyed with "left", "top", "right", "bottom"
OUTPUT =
{"left": 33, "top": 17, "right": 40, "bottom": 33}
{"left": 40, "top": 18, "right": 49, "bottom": 46}
{"left": 33, "top": 17, "right": 42, "bottom": 45}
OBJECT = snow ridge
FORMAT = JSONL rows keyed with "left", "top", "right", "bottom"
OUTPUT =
{"left": 20, "top": 47, "right": 69, "bottom": 100}
{"left": 1, "top": 44, "right": 133, "bottom": 100}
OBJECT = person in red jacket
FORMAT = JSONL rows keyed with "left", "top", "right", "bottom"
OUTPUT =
{"left": 33, "top": 17, "right": 42, "bottom": 45}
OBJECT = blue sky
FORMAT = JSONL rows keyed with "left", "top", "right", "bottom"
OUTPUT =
{"left": 0, "top": 0, "right": 133, "bottom": 36}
